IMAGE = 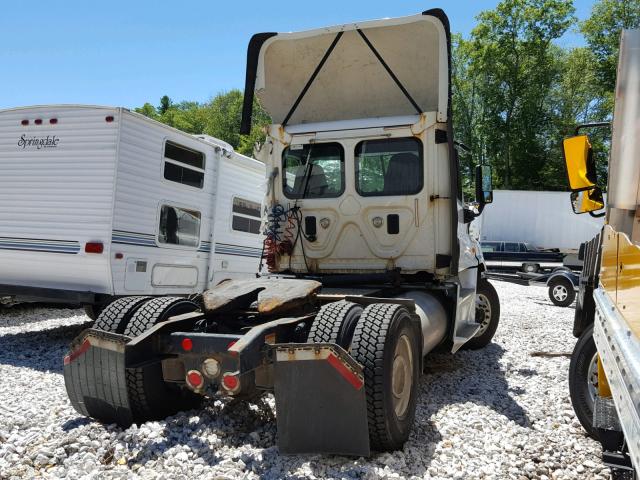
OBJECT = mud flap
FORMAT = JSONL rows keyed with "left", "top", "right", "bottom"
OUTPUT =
{"left": 63, "top": 329, "right": 133, "bottom": 426}
{"left": 273, "top": 343, "right": 370, "bottom": 456}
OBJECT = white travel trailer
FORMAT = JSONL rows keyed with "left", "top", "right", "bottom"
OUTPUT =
{"left": 0, "top": 105, "right": 265, "bottom": 316}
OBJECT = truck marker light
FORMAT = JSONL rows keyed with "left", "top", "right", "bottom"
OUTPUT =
{"left": 326, "top": 353, "right": 364, "bottom": 390}
{"left": 186, "top": 370, "right": 204, "bottom": 389}
{"left": 181, "top": 338, "right": 193, "bottom": 351}
{"left": 63, "top": 339, "right": 91, "bottom": 365}
{"left": 34, "top": 118, "right": 42, "bottom": 125}
{"left": 49, "top": 118, "right": 58, "bottom": 125}
{"left": 222, "top": 373, "right": 240, "bottom": 392}
{"left": 202, "top": 358, "right": 220, "bottom": 378}
{"left": 105, "top": 115, "right": 114, "bottom": 122}
{"left": 85, "top": 242, "right": 104, "bottom": 254}
{"left": 114, "top": 252, "right": 123, "bottom": 259}
{"left": 21, "top": 120, "right": 29, "bottom": 126}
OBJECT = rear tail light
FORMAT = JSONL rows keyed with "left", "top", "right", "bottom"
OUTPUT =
{"left": 85, "top": 242, "right": 104, "bottom": 254}
{"left": 221, "top": 373, "right": 240, "bottom": 393}
{"left": 186, "top": 370, "right": 204, "bottom": 390}
{"left": 181, "top": 338, "right": 193, "bottom": 351}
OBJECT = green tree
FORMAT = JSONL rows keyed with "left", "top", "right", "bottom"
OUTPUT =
{"left": 581, "top": 0, "right": 640, "bottom": 93}
{"left": 454, "top": 0, "right": 575, "bottom": 191}
{"left": 158, "top": 95, "right": 172, "bottom": 115}
{"left": 135, "top": 91, "right": 271, "bottom": 156}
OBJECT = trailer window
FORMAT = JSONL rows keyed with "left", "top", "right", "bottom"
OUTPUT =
{"left": 232, "top": 197, "right": 262, "bottom": 234}
{"left": 355, "top": 138, "right": 423, "bottom": 196}
{"left": 158, "top": 205, "right": 201, "bottom": 247}
{"left": 163, "top": 141, "right": 205, "bottom": 188}
{"left": 282, "top": 143, "right": 344, "bottom": 199}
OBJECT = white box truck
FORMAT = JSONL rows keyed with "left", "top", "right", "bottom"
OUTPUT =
{"left": 0, "top": 105, "right": 265, "bottom": 317}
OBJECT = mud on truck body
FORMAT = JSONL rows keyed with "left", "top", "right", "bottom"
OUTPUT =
{"left": 63, "top": 9, "right": 500, "bottom": 456}
{"left": 563, "top": 30, "right": 640, "bottom": 474}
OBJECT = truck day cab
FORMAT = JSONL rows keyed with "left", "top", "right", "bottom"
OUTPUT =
{"left": 62, "top": 10, "right": 501, "bottom": 456}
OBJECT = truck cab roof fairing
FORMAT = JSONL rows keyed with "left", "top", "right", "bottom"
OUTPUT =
{"left": 240, "top": 9, "right": 451, "bottom": 133}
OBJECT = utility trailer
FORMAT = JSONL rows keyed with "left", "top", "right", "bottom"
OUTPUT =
{"left": 562, "top": 30, "right": 640, "bottom": 474}
{"left": 63, "top": 10, "right": 501, "bottom": 456}
{"left": 0, "top": 106, "right": 265, "bottom": 317}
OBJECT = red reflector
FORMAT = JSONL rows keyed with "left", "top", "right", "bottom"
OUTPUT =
{"left": 222, "top": 374, "right": 239, "bottom": 391}
{"left": 105, "top": 115, "right": 114, "bottom": 122}
{"left": 227, "top": 340, "right": 237, "bottom": 350}
{"left": 63, "top": 339, "right": 91, "bottom": 365}
{"left": 181, "top": 338, "right": 193, "bottom": 351}
{"left": 186, "top": 370, "right": 203, "bottom": 389}
{"left": 326, "top": 353, "right": 364, "bottom": 390}
{"left": 114, "top": 252, "right": 123, "bottom": 259}
{"left": 34, "top": 118, "right": 42, "bottom": 125}
{"left": 85, "top": 242, "right": 104, "bottom": 254}
{"left": 49, "top": 118, "right": 58, "bottom": 124}
{"left": 21, "top": 119, "right": 29, "bottom": 126}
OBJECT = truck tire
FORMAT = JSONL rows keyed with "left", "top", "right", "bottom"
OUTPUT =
{"left": 548, "top": 276, "right": 575, "bottom": 307}
{"left": 522, "top": 263, "right": 539, "bottom": 273}
{"left": 93, "top": 296, "right": 152, "bottom": 333}
{"left": 307, "top": 300, "right": 363, "bottom": 349}
{"left": 349, "top": 303, "right": 421, "bottom": 451}
{"left": 124, "top": 297, "right": 202, "bottom": 423}
{"left": 463, "top": 278, "right": 501, "bottom": 350}
{"left": 569, "top": 324, "right": 599, "bottom": 439}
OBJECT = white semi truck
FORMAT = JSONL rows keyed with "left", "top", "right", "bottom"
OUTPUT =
{"left": 62, "top": 10, "right": 501, "bottom": 456}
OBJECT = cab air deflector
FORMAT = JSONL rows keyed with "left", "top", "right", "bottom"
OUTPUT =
{"left": 281, "top": 29, "right": 423, "bottom": 128}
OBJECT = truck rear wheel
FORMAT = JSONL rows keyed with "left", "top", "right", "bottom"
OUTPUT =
{"left": 569, "top": 324, "right": 599, "bottom": 439}
{"left": 548, "top": 277, "right": 575, "bottom": 307}
{"left": 124, "top": 297, "right": 203, "bottom": 423}
{"left": 463, "top": 278, "right": 501, "bottom": 350}
{"left": 307, "top": 300, "right": 363, "bottom": 348}
{"left": 349, "top": 303, "right": 421, "bottom": 451}
{"left": 93, "top": 296, "right": 152, "bottom": 333}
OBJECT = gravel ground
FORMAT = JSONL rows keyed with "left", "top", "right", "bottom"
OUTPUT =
{"left": 0, "top": 282, "right": 611, "bottom": 480}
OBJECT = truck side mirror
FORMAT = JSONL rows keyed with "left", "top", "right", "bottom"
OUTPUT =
{"left": 563, "top": 135, "right": 597, "bottom": 190}
{"left": 563, "top": 134, "right": 605, "bottom": 215}
{"left": 570, "top": 187, "right": 605, "bottom": 214}
{"left": 475, "top": 164, "right": 493, "bottom": 206}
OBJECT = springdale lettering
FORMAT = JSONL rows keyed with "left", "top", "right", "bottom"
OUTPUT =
{"left": 18, "top": 135, "right": 60, "bottom": 150}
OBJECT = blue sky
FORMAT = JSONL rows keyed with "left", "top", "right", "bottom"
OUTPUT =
{"left": 0, "top": 0, "right": 596, "bottom": 110}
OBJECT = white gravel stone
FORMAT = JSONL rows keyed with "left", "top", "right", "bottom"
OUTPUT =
{"left": 0, "top": 282, "right": 613, "bottom": 479}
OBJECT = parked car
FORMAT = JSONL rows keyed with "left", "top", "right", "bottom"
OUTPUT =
{"left": 481, "top": 241, "right": 565, "bottom": 273}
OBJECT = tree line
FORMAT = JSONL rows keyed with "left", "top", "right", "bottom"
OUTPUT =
{"left": 135, "top": 0, "right": 640, "bottom": 192}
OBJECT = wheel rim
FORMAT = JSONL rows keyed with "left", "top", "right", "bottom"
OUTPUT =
{"left": 553, "top": 285, "right": 568, "bottom": 301}
{"left": 475, "top": 293, "right": 492, "bottom": 336}
{"left": 586, "top": 352, "right": 599, "bottom": 406}
{"left": 525, "top": 265, "right": 533, "bottom": 272}
{"left": 392, "top": 334, "right": 413, "bottom": 418}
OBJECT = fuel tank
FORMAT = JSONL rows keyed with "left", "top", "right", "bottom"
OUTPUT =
{"left": 396, "top": 290, "right": 448, "bottom": 355}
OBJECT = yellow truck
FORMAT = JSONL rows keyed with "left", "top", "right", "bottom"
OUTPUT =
{"left": 563, "top": 29, "right": 640, "bottom": 474}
